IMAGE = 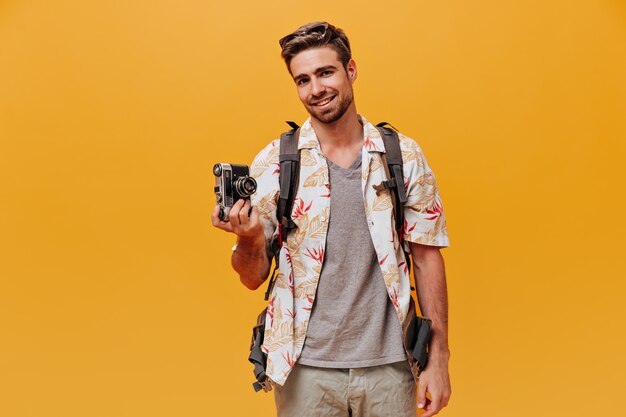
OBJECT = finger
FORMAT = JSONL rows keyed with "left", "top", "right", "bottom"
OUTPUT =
{"left": 417, "top": 379, "right": 428, "bottom": 410}
{"left": 249, "top": 206, "right": 260, "bottom": 225}
{"left": 211, "top": 205, "right": 226, "bottom": 226}
{"left": 232, "top": 198, "right": 246, "bottom": 214}
{"left": 239, "top": 199, "right": 252, "bottom": 225}
{"left": 419, "top": 399, "right": 432, "bottom": 416}
{"left": 211, "top": 206, "right": 233, "bottom": 232}
{"left": 441, "top": 389, "right": 451, "bottom": 408}
{"left": 421, "top": 394, "right": 441, "bottom": 417}
{"left": 229, "top": 199, "right": 245, "bottom": 228}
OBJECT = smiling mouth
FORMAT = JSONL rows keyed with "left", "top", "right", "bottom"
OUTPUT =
{"left": 312, "top": 95, "right": 336, "bottom": 107}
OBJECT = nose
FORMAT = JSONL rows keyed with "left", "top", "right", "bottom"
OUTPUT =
{"left": 310, "top": 77, "right": 325, "bottom": 97}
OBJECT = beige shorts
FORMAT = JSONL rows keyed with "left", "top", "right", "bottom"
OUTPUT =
{"left": 274, "top": 361, "right": 417, "bottom": 417}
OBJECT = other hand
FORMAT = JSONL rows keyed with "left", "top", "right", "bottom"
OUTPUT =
{"left": 416, "top": 358, "right": 451, "bottom": 417}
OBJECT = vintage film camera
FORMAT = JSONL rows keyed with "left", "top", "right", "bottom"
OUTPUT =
{"left": 213, "top": 163, "right": 257, "bottom": 221}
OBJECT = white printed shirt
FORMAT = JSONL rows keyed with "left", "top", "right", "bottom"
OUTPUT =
{"left": 250, "top": 115, "right": 449, "bottom": 386}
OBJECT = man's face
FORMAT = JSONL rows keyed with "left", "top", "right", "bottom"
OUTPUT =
{"left": 289, "top": 47, "right": 357, "bottom": 125}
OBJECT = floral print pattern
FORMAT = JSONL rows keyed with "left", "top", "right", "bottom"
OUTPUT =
{"left": 250, "top": 115, "right": 449, "bottom": 386}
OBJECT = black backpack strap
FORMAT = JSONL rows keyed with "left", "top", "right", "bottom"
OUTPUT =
{"left": 265, "top": 122, "right": 301, "bottom": 301}
{"left": 277, "top": 123, "right": 300, "bottom": 241}
{"left": 375, "top": 123, "right": 408, "bottom": 232}
{"left": 375, "top": 123, "right": 413, "bottom": 276}
{"left": 253, "top": 121, "right": 302, "bottom": 391}
{"left": 286, "top": 120, "right": 300, "bottom": 130}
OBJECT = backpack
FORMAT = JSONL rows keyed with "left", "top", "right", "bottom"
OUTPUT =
{"left": 248, "top": 121, "right": 430, "bottom": 392}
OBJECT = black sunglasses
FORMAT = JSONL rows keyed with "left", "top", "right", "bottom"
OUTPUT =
{"left": 279, "top": 23, "right": 336, "bottom": 49}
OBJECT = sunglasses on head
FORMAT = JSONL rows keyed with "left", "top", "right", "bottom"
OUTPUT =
{"left": 279, "top": 23, "right": 337, "bottom": 49}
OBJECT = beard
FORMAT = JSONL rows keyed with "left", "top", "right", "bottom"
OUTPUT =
{"left": 305, "top": 89, "right": 354, "bottom": 125}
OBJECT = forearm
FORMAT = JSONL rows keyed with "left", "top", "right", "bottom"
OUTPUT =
{"left": 411, "top": 246, "right": 450, "bottom": 359}
{"left": 231, "top": 233, "right": 271, "bottom": 290}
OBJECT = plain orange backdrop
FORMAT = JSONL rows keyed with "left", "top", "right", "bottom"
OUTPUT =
{"left": 1, "top": 1, "right": 625, "bottom": 416}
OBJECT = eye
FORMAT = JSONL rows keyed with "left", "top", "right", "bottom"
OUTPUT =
{"left": 297, "top": 78, "right": 309, "bottom": 86}
{"left": 321, "top": 70, "right": 333, "bottom": 77}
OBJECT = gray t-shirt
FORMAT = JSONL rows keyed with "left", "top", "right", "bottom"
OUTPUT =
{"left": 298, "top": 149, "right": 406, "bottom": 368}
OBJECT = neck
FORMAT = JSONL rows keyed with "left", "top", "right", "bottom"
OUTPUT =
{"left": 310, "top": 103, "right": 363, "bottom": 148}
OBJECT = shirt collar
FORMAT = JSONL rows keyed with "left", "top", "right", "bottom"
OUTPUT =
{"left": 297, "top": 115, "right": 386, "bottom": 153}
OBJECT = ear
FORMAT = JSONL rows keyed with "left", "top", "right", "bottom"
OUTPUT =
{"left": 346, "top": 59, "right": 357, "bottom": 83}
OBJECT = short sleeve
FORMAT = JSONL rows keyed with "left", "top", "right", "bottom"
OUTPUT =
{"left": 400, "top": 135, "right": 450, "bottom": 247}
{"left": 250, "top": 139, "right": 281, "bottom": 246}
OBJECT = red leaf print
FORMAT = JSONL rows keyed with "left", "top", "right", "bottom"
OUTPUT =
{"left": 267, "top": 295, "right": 276, "bottom": 324}
{"left": 272, "top": 162, "right": 280, "bottom": 175}
{"left": 321, "top": 183, "right": 331, "bottom": 198}
{"left": 425, "top": 201, "right": 443, "bottom": 221}
{"left": 390, "top": 287, "right": 400, "bottom": 309}
{"left": 379, "top": 254, "right": 389, "bottom": 266}
{"left": 404, "top": 219, "right": 416, "bottom": 234}
{"left": 303, "top": 293, "right": 314, "bottom": 311}
{"left": 292, "top": 198, "right": 313, "bottom": 219}
{"left": 282, "top": 352, "right": 296, "bottom": 367}
{"left": 305, "top": 247, "right": 324, "bottom": 264}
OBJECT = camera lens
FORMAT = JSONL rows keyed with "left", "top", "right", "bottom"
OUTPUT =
{"left": 234, "top": 176, "right": 257, "bottom": 198}
{"left": 213, "top": 164, "right": 222, "bottom": 176}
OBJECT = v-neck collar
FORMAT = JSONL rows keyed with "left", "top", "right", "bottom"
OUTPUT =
{"left": 326, "top": 147, "right": 363, "bottom": 174}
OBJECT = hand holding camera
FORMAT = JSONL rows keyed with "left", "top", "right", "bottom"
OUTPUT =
{"left": 213, "top": 163, "right": 257, "bottom": 221}
{"left": 211, "top": 163, "right": 263, "bottom": 239}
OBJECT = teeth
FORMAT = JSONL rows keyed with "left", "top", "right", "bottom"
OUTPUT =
{"left": 315, "top": 96, "right": 333, "bottom": 106}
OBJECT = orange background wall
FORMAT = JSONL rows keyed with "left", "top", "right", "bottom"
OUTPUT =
{"left": 1, "top": 1, "right": 625, "bottom": 416}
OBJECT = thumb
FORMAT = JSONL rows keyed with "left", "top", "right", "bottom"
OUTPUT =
{"left": 417, "top": 379, "right": 427, "bottom": 410}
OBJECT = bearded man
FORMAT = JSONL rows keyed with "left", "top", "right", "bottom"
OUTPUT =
{"left": 212, "top": 21, "right": 452, "bottom": 417}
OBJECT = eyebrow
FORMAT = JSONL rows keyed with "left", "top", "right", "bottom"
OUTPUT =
{"left": 293, "top": 65, "right": 338, "bottom": 82}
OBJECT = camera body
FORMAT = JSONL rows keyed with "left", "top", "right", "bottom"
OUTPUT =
{"left": 213, "top": 163, "right": 257, "bottom": 221}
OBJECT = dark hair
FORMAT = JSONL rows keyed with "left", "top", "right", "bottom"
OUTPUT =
{"left": 279, "top": 21, "right": 352, "bottom": 72}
